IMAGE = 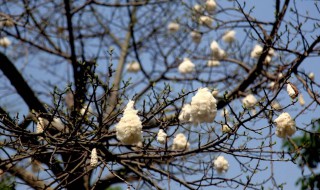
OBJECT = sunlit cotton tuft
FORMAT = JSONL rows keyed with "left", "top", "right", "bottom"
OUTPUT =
{"left": 242, "top": 94, "right": 257, "bottom": 108}
{"left": 222, "top": 30, "right": 236, "bottom": 43}
{"left": 274, "top": 112, "right": 296, "bottom": 138}
{"left": 213, "top": 156, "right": 229, "bottom": 173}
{"left": 0, "top": 37, "right": 11, "bottom": 47}
{"left": 167, "top": 22, "right": 180, "bottom": 33}
{"left": 250, "top": 44, "right": 263, "bottom": 58}
{"left": 126, "top": 61, "right": 140, "bottom": 73}
{"left": 207, "top": 60, "right": 220, "bottom": 67}
{"left": 90, "top": 148, "right": 98, "bottom": 167}
{"left": 172, "top": 133, "right": 190, "bottom": 150}
{"left": 157, "top": 129, "right": 167, "bottom": 144}
{"left": 287, "top": 83, "right": 298, "bottom": 99}
{"left": 205, "top": 0, "right": 217, "bottom": 12}
{"left": 115, "top": 101, "right": 143, "bottom": 145}
{"left": 199, "top": 16, "right": 213, "bottom": 26}
{"left": 190, "top": 31, "right": 202, "bottom": 43}
{"left": 178, "top": 104, "right": 192, "bottom": 122}
{"left": 210, "top": 41, "right": 226, "bottom": 59}
{"left": 178, "top": 58, "right": 195, "bottom": 74}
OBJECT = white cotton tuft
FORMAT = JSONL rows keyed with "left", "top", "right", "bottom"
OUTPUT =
{"left": 36, "top": 118, "right": 45, "bottom": 134}
{"left": 207, "top": 60, "right": 220, "bottom": 67}
{"left": 178, "top": 104, "right": 192, "bottom": 122}
{"left": 205, "top": 0, "right": 217, "bottom": 12}
{"left": 298, "top": 94, "right": 305, "bottom": 106}
{"left": 199, "top": 16, "right": 213, "bottom": 26}
{"left": 242, "top": 94, "right": 257, "bottom": 108}
{"left": 90, "top": 148, "right": 98, "bottom": 167}
{"left": 80, "top": 104, "right": 93, "bottom": 116}
{"left": 193, "top": 4, "right": 202, "bottom": 12}
{"left": 274, "top": 112, "right": 296, "bottom": 138}
{"left": 157, "top": 129, "right": 167, "bottom": 144}
{"left": 213, "top": 156, "right": 229, "bottom": 173}
{"left": 222, "top": 30, "right": 236, "bottom": 43}
{"left": 221, "top": 124, "right": 232, "bottom": 133}
{"left": 172, "top": 133, "right": 190, "bottom": 151}
{"left": 178, "top": 58, "right": 195, "bottom": 74}
{"left": 309, "top": 72, "right": 315, "bottom": 81}
{"left": 210, "top": 41, "right": 226, "bottom": 59}
{"left": 287, "top": 83, "right": 298, "bottom": 99}
{"left": 167, "top": 22, "right": 180, "bottom": 33}
{"left": 126, "top": 61, "right": 140, "bottom": 73}
{"left": 220, "top": 108, "right": 229, "bottom": 119}
{"left": 269, "top": 81, "right": 275, "bottom": 89}
{"left": 271, "top": 101, "right": 281, "bottom": 110}
{"left": 190, "top": 31, "right": 202, "bottom": 43}
{"left": 250, "top": 44, "right": 263, "bottom": 58}
{"left": 264, "top": 55, "right": 272, "bottom": 64}
{"left": 190, "top": 88, "right": 217, "bottom": 124}
{"left": 0, "top": 37, "right": 11, "bottom": 47}
{"left": 212, "top": 89, "right": 219, "bottom": 97}
{"left": 115, "top": 101, "right": 143, "bottom": 145}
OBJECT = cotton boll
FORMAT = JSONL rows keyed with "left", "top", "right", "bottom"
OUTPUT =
{"left": 268, "top": 48, "right": 276, "bottom": 57}
{"left": 287, "top": 82, "right": 299, "bottom": 99}
{"left": 0, "top": 37, "right": 11, "bottom": 47}
{"left": 299, "top": 94, "right": 305, "bottom": 106}
{"left": 199, "top": 16, "right": 213, "bottom": 26}
{"left": 210, "top": 41, "right": 220, "bottom": 55}
{"left": 250, "top": 45, "right": 263, "bottom": 58}
{"left": 309, "top": 72, "right": 315, "bottom": 81}
{"left": 222, "top": 30, "right": 236, "bottom": 43}
{"left": 217, "top": 49, "right": 227, "bottom": 59}
{"left": 90, "top": 148, "right": 98, "bottom": 167}
{"left": 36, "top": 118, "right": 45, "bottom": 134}
{"left": 157, "top": 129, "right": 167, "bottom": 144}
{"left": 278, "top": 73, "right": 283, "bottom": 79}
{"left": 274, "top": 112, "right": 296, "bottom": 138}
{"left": 167, "top": 22, "right": 180, "bottom": 33}
{"left": 269, "top": 81, "right": 275, "bottom": 89}
{"left": 212, "top": 89, "right": 219, "bottom": 97}
{"left": 190, "top": 31, "right": 202, "bottom": 43}
{"left": 213, "top": 156, "right": 229, "bottom": 173}
{"left": 172, "top": 133, "right": 190, "bottom": 151}
{"left": 264, "top": 55, "right": 272, "bottom": 64}
{"left": 205, "top": 0, "right": 217, "bottom": 12}
{"left": 190, "top": 88, "right": 217, "bottom": 124}
{"left": 193, "top": 4, "right": 202, "bottom": 12}
{"left": 126, "top": 61, "right": 140, "bottom": 73}
{"left": 221, "top": 125, "right": 232, "bottom": 133}
{"left": 271, "top": 101, "right": 281, "bottom": 110}
{"left": 116, "top": 101, "right": 143, "bottom": 145}
{"left": 242, "top": 94, "right": 257, "bottom": 108}
{"left": 178, "top": 58, "right": 195, "bottom": 74}
{"left": 207, "top": 60, "right": 220, "bottom": 67}
{"left": 179, "top": 104, "right": 192, "bottom": 122}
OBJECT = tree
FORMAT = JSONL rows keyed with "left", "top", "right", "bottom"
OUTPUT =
{"left": 0, "top": 0, "right": 319, "bottom": 189}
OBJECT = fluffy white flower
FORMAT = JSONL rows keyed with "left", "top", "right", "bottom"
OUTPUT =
{"left": 242, "top": 94, "right": 257, "bottom": 108}
{"left": 222, "top": 30, "right": 236, "bottom": 43}
{"left": 210, "top": 41, "right": 226, "bottom": 59}
{"left": 178, "top": 58, "right": 195, "bottom": 74}
{"left": 264, "top": 55, "right": 272, "bottom": 64}
{"left": 271, "top": 101, "right": 281, "bottom": 110}
{"left": 172, "top": 133, "right": 190, "bottom": 150}
{"left": 269, "top": 81, "right": 275, "bottom": 89}
{"left": 190, "top": 31, "right": 202, "bottom": 43}
{"left": 178, "top": 104, "right": 192, "bottom": 122}
{"left": 212, "top": 89, "right": 219, "bottom": 97}
{"left": 90, "top": 148, "right": 98, "bottom": 167}
{"left": 0, "top": 37, "right": 11, "bottom": 47}
{"left": 193, "top": 4, "right": 202, "bottom": 12}
{"left": 167, "top": 22, "right": 180, "bottom": 33}
{"left": 268, "top": 48, "right": 276, "bottom": 56}
{"left": 207, "top": 60, "right": 220, "bottom": 67}
{"left": 213, "top": 156, "right": 229, "bottom": 173}
{"left": 126, "top": 61, "right": 140, "bottom": 73}
{"left": 278, "top": 73, "right": 283, "bottom": 79}
{"left": 190, "top": 88, "right": 217, "bottom": 124}
{"left": 250, "top": 44, "right": 263, "bottom": 58}
{"left": 274, "top": 112, "right": 296, "bottom": 138}
{"left": 116, "top": 101, "right": 143, "bottom": 145}
{"left": 221, "top": 124, "right": 232, "bottom": 133}
{"left": 157, "top": 129, "right": 167, "bottom": 144}
{"left": 199, "top": 16, "right": 213, "bottom": 26}
{"left": 309, "top": 72, "right": 315, "bottom": 81}
{"left": 220, "top": 108, "right": 229, "bottom": 119}
{"left": 287, "top": 83, "right": 298, "bottom": 99}
{"left": 299, "top": 94, "right": 305, "bottom": 106}
{"left": 205, "top": 0, "right": 217, "bottom": 12}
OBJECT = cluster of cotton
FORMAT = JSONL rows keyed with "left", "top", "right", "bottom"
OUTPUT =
{"left": 126, "top": 61, "right": 140, "bottom": 73}
{"left": 210, "top": 41, "right": 226, "bottom": 59}
{"left": 199, "top": 16, "right": 213, "bottom": 26}
{"left": 178, "top": 104, "right": 192, "bottom": 122}
{"left": 190, "top": 31, "right": 202, "bottom": 43}
{"left": 205, "top": 0, "right": 217, "bottom": 12}
{"left": 167, "top": 22, "right": 180, "bottom": 33}
{"left": 115, "top": 101, "right": 143, "bottom": 145}
{"left": 207, "top": 60, "right": 220, "bottom": 67}
{"left": 250, "top": 45, "right": 275, "bottom": 64}
{"left": 213, "top": 156, "right": 229, "bottom": 173}
{"left": 0, "top": 37, "right": 11, "bottom": 47}
{"left": 274, "top": 112, "right": 296, "bottom": 138}
{"left": 222, "top": 30, "right": 236, "bottom": 43}
{"left": 157, "top": 129, "right": 167, "bottom": 144}
{"left": 212, "top": 89, "right": 219, "bottom": 97}
{"left": 193, "top": 4, "right": 202, "bottom": 12}
{"left": 190, "top": 88, "right": 217, "bottom": 124}
{"left": 172, "top": 133, "right": 190, "bottom": 150}
{"left": 271, "top": 101, "right": 281, "bottom": 110}
{"left": 178, "top": 58, "right": 195, "bottom": 74}
{"left": 269, "top": 81, "right": 275, "bottom": 89}
{"left": 287, "top": 82, "right": 299, "bottom": 99}
{"left": 221, "top": 124, "right": 232, "bottom": 133}
{"left": 90, "top": 148, "right": 98, "bottom": 167}
{"left": 309, "top": 72, "right": 315, "bottom": 81}
{"left": 299, "top": 94, "right": 305, "bottom": 106}
{"left": 242, "top": 94, "right": 257, "bottom": 108}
